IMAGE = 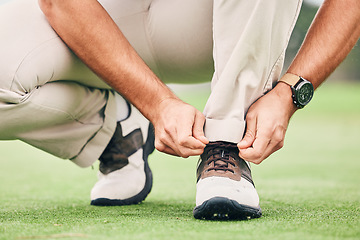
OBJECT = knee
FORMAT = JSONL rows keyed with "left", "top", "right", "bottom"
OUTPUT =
{"left": 0, "top": 0, "right": 66, "bottom": 94}
{"left": 1, "top": 36, "right": 72, "bottom": 95}
{"left": 0, "top": 56, "right": 53, "bottom": 96}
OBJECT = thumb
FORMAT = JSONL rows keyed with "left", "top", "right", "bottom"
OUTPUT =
{"left": 193, "top": 111, "right": 209, "bottom": 145}
{"left": 238, "top": 118, "right": 256, "bottom": 149}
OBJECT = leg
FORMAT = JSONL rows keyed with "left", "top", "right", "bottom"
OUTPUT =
{"left": 204, "top": 0, "right": 303, "bottom": 143}
{"left": 0, "top": 81, "right": 116, "bottom": 167}
{"left": 0, "top": 0, "right": 115, "bottom": 167}
{"left": 143, "top": 0, "right": 213, "bottom": 83}
{"left": 0, "top": 0, "right": 153, "bottom": 204}
{"left": 195, "top": 0, "right": 303, "bottom": 220}
{"left": 90, "top": 0, "right": 214, "bottom": 205}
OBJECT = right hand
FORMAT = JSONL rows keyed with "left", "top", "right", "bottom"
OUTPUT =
{"left": 153, "top": 98, "right": 209, "bottom": 158}
{"left": 237, "top": 82, "right": 296, "bottom": 164}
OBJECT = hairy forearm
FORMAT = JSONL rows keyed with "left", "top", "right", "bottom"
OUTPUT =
{"left": 287, "top": 0, "right": 360, "bottom": 89}
{"left": 240, "top": 0, "right": 360, "bottom": 163}
{"left": 38, "top": 0, "right": 178, "bottom": 122}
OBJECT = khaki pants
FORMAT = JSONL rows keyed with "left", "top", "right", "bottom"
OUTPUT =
{"left": 0, "top": 0, "right": 302, "bottom": 167}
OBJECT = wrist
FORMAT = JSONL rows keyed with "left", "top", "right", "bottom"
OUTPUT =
{"left": 273, "top": 82, "right": 298, "bottom": 115}
{"left": 147, "top": 95, "right": 182, "bottom": 124}
{"left": 278, "top": 73, "right": 314, "bottom": 109}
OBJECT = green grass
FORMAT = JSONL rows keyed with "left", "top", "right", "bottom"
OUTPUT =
{"left": 0, "top": 82, "right": 359, "bottom": 240}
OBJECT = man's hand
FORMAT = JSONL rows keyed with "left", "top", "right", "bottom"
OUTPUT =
{"left": 153, "top": 98, "right": 209, "bottom": 158}
{"left": 238, "top": 0, "right": 360, "bottom": 165}
{"left": 39, "top": 0, "right": 208, "bottom": 158}
{"left": 237, "top": 83, "right": 297, "bottom": 164}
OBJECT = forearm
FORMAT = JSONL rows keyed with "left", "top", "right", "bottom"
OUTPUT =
{"left": 239, "top": 0, "right": 360, "bottom": 163}
{"left": 287, "top": 0, "right": 360, "bottom": 89}
{"left": 38, "top": 0, "right": 178, "bottom": 122}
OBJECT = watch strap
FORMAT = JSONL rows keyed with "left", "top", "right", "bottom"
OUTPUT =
{"left": 278, "top": 73, "right": 300, "bottom": 87}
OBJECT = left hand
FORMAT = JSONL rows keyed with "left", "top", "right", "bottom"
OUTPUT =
{"left": 237, "top": 82, "right": 297, "bottom": 164}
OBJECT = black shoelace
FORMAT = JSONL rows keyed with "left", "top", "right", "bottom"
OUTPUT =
{"left": 206, "top": 148, "right": 236, "bottom": 173}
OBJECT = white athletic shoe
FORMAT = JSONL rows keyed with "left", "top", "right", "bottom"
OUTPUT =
{"left": 193, "top": 141, "right": 262, "bottom": 220}
{"left": 90, "top": 103, "right": 155, "bottom": 206}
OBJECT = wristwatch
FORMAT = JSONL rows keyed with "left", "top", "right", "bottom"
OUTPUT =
{"left": 278, "top": 73, "right": 314, "bottom": 109}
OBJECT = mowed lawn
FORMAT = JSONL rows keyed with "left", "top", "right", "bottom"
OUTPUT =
{"left": 0, "top": 82, "right": 359, "bottom": 240}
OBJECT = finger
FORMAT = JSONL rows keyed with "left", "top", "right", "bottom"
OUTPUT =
{"left": 192, "top": 112, "right": 209, "bottom": 145}
{"left": 239, "top": 125, "right": 286, "bottom": 164}
{"left": 238, "top": 139, "right": 270, "bottom": 163}
{"left": 162, "top": 122, "right": 200, "bottom": 153}
{"left": 155, "top": 142, "right": 181, "bottom": 157}
{"left": 155, "top": 136, "right": 178, "bottom": 155}
{"left": 156, "top": 130, "right": 205, "bottom": 158}
{"left": 158, "top": 139, "right": 205, "bottom": 158}
{"left": 256, "top": 127, "right": 285, "bottom": 162}
{"left": 238, "top": 114, "right": 257, "bottom": 149}
{"left": 155, "top": 128, "right": 182, "bottom": 156}
{"left": 176, "top": 114, "right": 207, "bottom": 150}
{"left": 258, "top": 140, "right": 284, "bottom": 163}
{"left": 178, "top": 136, "right": 206, "bottom": 151}
{"left": 239, "top": 128, "right": 271, "bottom": 162}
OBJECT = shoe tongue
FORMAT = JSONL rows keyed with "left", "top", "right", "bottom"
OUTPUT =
{"left": 206, "top": 141, "right": 239, "bottom": 154}
{"left": 213, "top": 150, "right": 228, "bottom": 165}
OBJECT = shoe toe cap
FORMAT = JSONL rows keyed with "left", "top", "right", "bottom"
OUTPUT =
{"left": 196, "top": 176, "right": 260, "bottom": 208}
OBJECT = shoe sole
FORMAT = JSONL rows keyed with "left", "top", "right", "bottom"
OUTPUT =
{"left": 90, "top": 124, "right": 155, "bottom": 206}
{"left": 193, "top": 197, "right": 262, "bottom": 220}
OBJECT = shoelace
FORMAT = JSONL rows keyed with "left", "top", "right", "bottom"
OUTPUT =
{"left": 205, "top": 148, "right": 237, "bottom": 173}
{"left": 198, "top": 141, "right": 255, "bottom": 186}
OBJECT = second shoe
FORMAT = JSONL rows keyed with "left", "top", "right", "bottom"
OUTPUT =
{"left": 90, "top": 103, "right": 155, "bottom": 206}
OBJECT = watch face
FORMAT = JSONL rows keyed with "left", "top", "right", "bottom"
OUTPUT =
{"left": 296, "top": 81, "right": 314, "bottom": 106}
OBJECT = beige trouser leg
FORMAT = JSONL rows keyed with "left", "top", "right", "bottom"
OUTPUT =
{"left": 204, "top": 0, "right": 303, "bottom": 143}
{"left": 0, "top": 0, "right": 116, "bottom": 167}
{"left": 0, "top": 0, "right": 302, "bottom": 166}
{"left": 0, "top": 0, "right": 214, "bottom": 167}
{"left": 140, "top": 0, "right": 302, "bottom": 142}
